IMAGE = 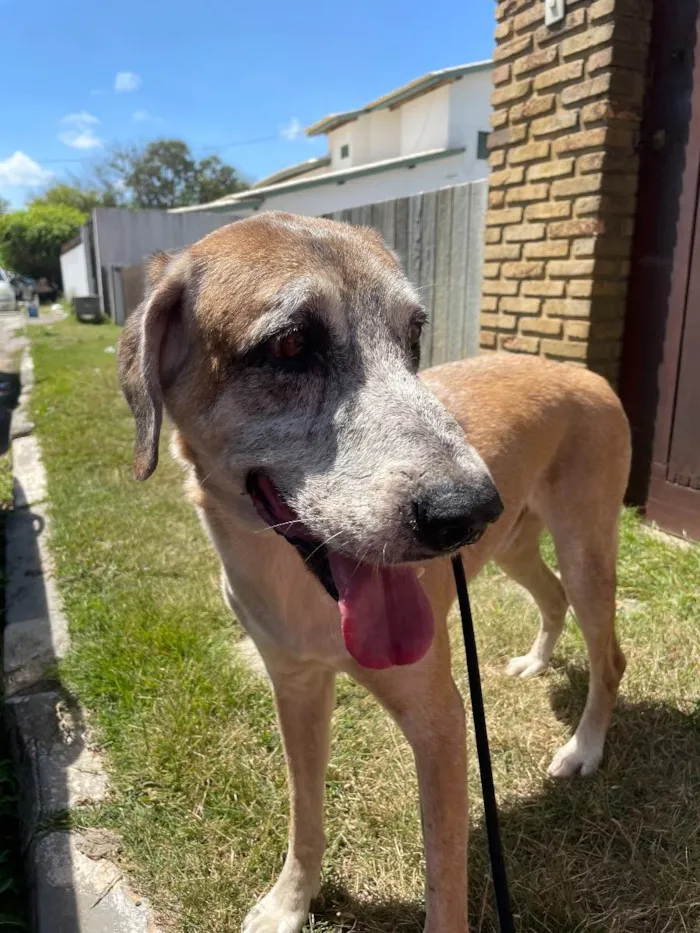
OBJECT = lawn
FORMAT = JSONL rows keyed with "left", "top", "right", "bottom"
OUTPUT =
{"left": 28, "top": 315, "right": 700, "bottom": 933}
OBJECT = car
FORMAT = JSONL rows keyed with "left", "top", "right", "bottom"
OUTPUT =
{"left": 8, "top": 273, "right": 36, "bottom": 302}
{"left": 0, "top": 268, "right": 18, "bottom": 314}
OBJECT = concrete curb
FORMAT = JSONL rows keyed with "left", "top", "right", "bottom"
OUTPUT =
{"left": 3, "top": 331, "right": 160, "bottom": 932}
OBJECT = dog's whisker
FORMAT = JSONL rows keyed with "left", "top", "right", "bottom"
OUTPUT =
{"left": 304, "top": 531, "right": 345, "bottom": 564}
{"left": 253, "top": 519, "right": 303, "bottom": 535}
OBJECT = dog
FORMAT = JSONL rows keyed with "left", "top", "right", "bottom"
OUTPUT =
{"left": 118, "top": 212, "right": 631, "bottom": 933}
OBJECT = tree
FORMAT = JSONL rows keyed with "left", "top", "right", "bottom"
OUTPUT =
{"left": 98, "top": 139, "right": 248, "bottom": 210}
{"left": 0, "top": 196, "right": 9, "bottom": 215}
{"left": 0, "top": 204, "right": 86, "bottom": 282}
{"left": 29, "top": 182, "right": 122, "bottom": 214}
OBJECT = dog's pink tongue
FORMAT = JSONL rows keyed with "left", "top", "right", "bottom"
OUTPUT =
{"left": 328, "top": 554, "right": 434, "bottom": 669}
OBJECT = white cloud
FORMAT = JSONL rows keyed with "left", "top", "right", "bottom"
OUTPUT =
{"left": 280, "top": 117, "right": 303, "bottom": 141}
{"left": 0, "top": 151, "right": 53, "bottom": 188}
{"left": 58, "top": 111, "right": 103, "bottom": 149}
{"left": 132, "top": 109, "right": 151, "bottom": 122}
{"left": 115, "top": 71, "right": 142, "bottom": 93}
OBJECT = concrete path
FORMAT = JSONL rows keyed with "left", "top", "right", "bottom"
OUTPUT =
{"left": 2, "top": 310, "right": 161, "bottom": 932}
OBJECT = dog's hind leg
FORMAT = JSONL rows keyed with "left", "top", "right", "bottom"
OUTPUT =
{"left": 496, "top": 509, "right": 569, "bottom": 679}
{"left": 544, "top": 518, "right": 626, "bottom": 778}
{"left": 243, "top": 661, "right": 335, "bottom": 933}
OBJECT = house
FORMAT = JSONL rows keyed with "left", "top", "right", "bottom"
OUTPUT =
{"left": 173, "top": 60, "right": 494, "bottom": 217}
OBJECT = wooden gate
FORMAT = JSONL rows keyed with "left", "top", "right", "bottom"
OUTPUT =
{"left": 621, "top": 0, "right": 700, "bottom": 538}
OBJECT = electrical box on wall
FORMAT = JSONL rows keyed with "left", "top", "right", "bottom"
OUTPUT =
{"left": 545, "top": 0, "right": 566, "bottom": 26}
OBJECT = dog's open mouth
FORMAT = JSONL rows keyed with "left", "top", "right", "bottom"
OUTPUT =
{"left": 247, "top": 472, "right": 434, "bottom": 671}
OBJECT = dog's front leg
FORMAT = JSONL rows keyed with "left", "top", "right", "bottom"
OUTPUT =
{"left": 243, "top": 661, "right": 335, "bottom": 933}
{"left": 356, "top": 640, "right": 469, "bottom": 933}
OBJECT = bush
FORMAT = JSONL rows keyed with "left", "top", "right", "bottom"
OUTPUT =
{"left": 0, "top": 204, "right": 86, "bottom": 282}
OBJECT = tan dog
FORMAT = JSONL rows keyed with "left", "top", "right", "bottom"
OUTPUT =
{"left": 118, "top": 212, "right": 630, "bottom": 933}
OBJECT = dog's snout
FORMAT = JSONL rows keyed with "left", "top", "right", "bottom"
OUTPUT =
{"left": 412, "top": 480, "right": 504, "bottom": 553}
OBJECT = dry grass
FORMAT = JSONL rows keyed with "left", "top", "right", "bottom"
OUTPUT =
{"left": 29, "top": 316, "right": 700, "bottom": 933}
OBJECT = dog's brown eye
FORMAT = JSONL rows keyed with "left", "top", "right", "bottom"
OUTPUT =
{"left": 271, "top": 329, "right": 306, "bottom": 360}
{"left": 409, "top": 320, "right": 423, "bottom": 347}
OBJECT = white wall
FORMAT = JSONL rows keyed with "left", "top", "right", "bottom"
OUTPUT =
{"left": 448, "top": 71, "right": 493, "bottom": 180}
{"left": 249, "top": 151, "right": 486, "bottom": 217}
{"left": 400, "top": 83, "right": 451, "bottom": 155}
{"left": 60, "top": 242, "right": 91, "bottom": 299}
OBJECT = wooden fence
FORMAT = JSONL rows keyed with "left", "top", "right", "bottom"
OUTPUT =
{"left": 324, "top": 180, "right": 487, "bottom": 367}
{"left": 110, "top": 181, "right": 487, "bottom": 366}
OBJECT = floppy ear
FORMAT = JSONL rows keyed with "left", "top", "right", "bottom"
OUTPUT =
{"left": 117, "top": 253, "right": 186, "bottom": 481}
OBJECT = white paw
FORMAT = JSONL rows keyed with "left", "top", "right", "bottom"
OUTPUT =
{"left": 547, "top": 736, "right": 603, "bottom": 779}
{"left": 505, "top": 654, "right": 548, "bottom": 679}
{"left": 242, "top": 888, "right": 309, "bottom": 933}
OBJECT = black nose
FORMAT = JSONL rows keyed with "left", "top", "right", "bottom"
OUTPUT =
{"left": 413, "top": 480, "right": 504, "bottom": 553}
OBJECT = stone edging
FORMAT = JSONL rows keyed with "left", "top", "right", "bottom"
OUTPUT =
{"left": 3, "top": 334, "right": 159, "bottom": 933}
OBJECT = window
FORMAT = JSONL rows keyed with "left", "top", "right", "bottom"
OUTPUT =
{"left": 477, "top": 131, "right": 489, "bottom": 161}
{"left": 340, "top": 144, "right": 350, "bottom": 159}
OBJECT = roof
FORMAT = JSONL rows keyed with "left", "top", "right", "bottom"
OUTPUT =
{"left": 250, "top": 156, "right": 331, "bottom": 189}
{"left": 305, "top": 59, "right": 493, "bottom": 137}
{"left": 191, "top": 146, "right": 466, "bottom": 212}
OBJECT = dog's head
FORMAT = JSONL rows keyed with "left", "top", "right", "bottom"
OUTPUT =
{"left": 119, "top": 212, "right": 502, "bottom": 668}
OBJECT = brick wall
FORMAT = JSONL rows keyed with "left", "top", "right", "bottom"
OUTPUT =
{"left": 481, "top": 0, "right": 652, "bottom": 383}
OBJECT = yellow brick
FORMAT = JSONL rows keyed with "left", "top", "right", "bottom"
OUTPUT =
{"left": 481, "top": 312, "right": 517, "bottom": 331}
{"left": 500, "top": 296, "right": 542, "bottom": 315}
{"left": 549, "top": 218, "right": 606, "bottom": 238}
{"left": 551, "top": 174, "right": 603, "bottom": 198}
{"left": 486, "top": 207, "right": 524, "bottom": 226}
{"left": 524, "top": 240, "right": 570, "bottom": 259}
{"left": 504, "top": 223, "right": 546, "bottom": 242}
{"left": 501, "top": 260, "right": 545, "bottom": 279}
{"left": 500, "top": 334, "right": 540, "bottom": 354}
{"left": 489, "top": 125, "right": 529, "bottom": 149}
{"left": 482, "top": 279, "right": 520, "bottom": 296}
{"left": 505, "top": 183, "right": 550, "bottom": 204}
{"left": 484, "top": 244, "right": 522, "bottom": 261}
{"left": 493, "top": 63, "right": 511, "bottom": 85}
{"left": 561, "top": 24, "right": 614, "bottom": 59}
{"left": 494, "top": 19, "right": 512, "bottom": 40}
{"left": 544, "top": 298, "right": 592, "bottom": 318}
{"left": 513, "top": 47, "right": 558, "bottom": 77}
{"left": 482, "top": 262, "right": 501, "bottom": 279}
{"left": 534, "top": 8, "right": 586, "bottom": 45}
{"left": 520, "top": 317, "right": 563, "bottom": 337}
{"left": 542, "top": 338, "right": 589, "bottom": 360}
{"left": 490, "top": 109, "right": 509, "bottom": 129}
{"left": 493, "top": 33, "right": 533, "bottom": 62}
{"left": 534, "top": 61, "right": 584, "bottom": 92}
{"left": 522, "top": 280, "right": 566, "bottom": 297}
{"left": 509, "top": 142, "right": 551, "bottom": 165}
{"left": 489, "top": 149, "right": 507, "bottom": 168}
{"left": 566, "top": 320, "right": 591, "bottom": 341}
{"left": 510, "top": 94, "right": 555, "bottom": 123}
{"left": 531, "top": 111, "right": 579, "bottom": 137}
{"left": 554, "top": 129, "right": 608, "bottom": 155}
{"left": 491, "top": 79, "right": 532, "bottom": 107}
{"left": 481, "top": 295, "right": 498, "bottom": 312}
{"left": 489, "top": 166, "right": 526, "bottom": 188}
{"left": 485, "top": 227, "right": 502, "bottom": 244}
{"left": 527, "top": 158, "right": 575, "bottom": 181}
{"left": 480, "top": 331, "right": 497, "bottom": 350}
{"left": 514, "top": 4, "right": 545, "bottom": 31}
{"left": 561, "top": 74, "right": 611, "bottom": 105}
{"left": 525, "top": 201, "right": 572, "bottom": 221}
{"left": 547, "top": 260, "right": 596, "bottom": 277}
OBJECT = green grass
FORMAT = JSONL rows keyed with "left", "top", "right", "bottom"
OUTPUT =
{"left": 28, "top": 316, "right": 700, "bottom": 933}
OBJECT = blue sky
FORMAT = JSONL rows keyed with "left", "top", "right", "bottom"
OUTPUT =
{"left": 0, "top": 0, "right": 495, "bottom": 208}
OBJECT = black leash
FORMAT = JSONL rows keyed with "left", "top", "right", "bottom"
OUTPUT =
{"left": 452, "top": 553, "right": 515, "bottom": 933}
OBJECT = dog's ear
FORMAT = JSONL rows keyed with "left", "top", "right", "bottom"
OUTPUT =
{"left": 117, "top": 254, "right": 188, "bottom": 481}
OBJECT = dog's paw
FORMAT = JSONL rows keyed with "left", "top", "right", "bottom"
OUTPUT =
{"left": 242, "top": 892, "right": 309, "bottom": 933}
{"left": 547, "top": 736, "right": 603, "bottom": 779}
{"left": 505, "top": 653, "right": 548, "bottom": 679}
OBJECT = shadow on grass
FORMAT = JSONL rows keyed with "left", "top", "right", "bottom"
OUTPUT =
{"left": 309, "top": 670, "right": 700, "bottom": 933}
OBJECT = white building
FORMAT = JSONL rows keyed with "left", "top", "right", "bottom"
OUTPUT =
{"left": 175, "top": 60, "right": 493, "bottom": 217}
